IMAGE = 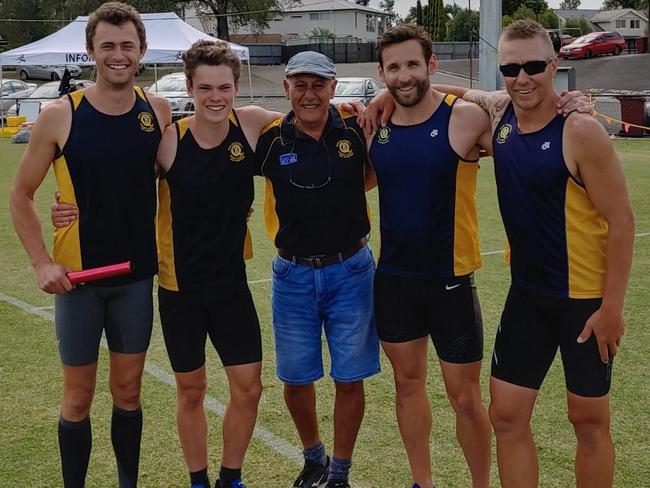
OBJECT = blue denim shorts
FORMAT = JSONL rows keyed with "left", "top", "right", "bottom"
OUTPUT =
{"left": 271, "top": 244, "right": 380, "bottom": 385}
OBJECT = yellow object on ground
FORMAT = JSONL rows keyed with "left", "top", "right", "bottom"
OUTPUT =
{"left": 0, "top": 127, "right": 20, "bottom": 137}
{"left": 5, "top": 116, "right": 27, "bottom": 127}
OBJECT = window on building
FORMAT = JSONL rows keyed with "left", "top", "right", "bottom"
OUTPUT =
{"left": 291, "top": 15, "right": 303, "bottom": 18}
{"left": 366, "top": 14, "right": 375, "bottom": 32}
{"left": 615, "top": 19, "right": 626, "bottom": 28}
{"left": 309, "top": 12, "right": 330, "bottom": 21}
{"left": 630, "top": 19, "right": 640, "bottom": 29}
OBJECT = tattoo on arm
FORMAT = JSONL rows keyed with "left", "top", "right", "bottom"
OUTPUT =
{"left": 463, "top": 89, "right": 510, "bottom": 134}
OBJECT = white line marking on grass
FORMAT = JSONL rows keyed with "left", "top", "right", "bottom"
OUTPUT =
{"left": 0, "top": 291, "right": 303, "bottom": 466}
{"left": 248, "top": 278, "right": 272, "bottom": 284}
{"left": 480, "top": 250, "right": 506, "bottom": 256}
{"left": 636, "top": 232, "right": 650, "bottom": 238}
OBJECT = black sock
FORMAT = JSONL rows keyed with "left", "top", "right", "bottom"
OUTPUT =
{"left": 190, "top": 467, "right": 210, "bottom": 487}
{"left": 219, "top": 466, "right": 242, "bottom": 485}
{"left": 58, "top": 416, "right": 92, "bottom": 488}
{"left": 111, "top": 405, "right": 142, "bottom": 488}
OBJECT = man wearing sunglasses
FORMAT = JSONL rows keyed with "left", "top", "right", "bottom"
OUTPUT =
{"left": 422, "top": 20, "right": 633, "bottom": 487}
{"left": 255, "top": 51, "right": 379, "bottom": 488}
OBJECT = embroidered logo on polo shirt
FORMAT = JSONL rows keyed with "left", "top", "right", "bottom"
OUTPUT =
{"left": 377, "top": 126, "right": 390, "bottom": 144}
{"left": 336, "top": 139, "right": 354, "bottom": 158}
{"left": 496, "top": 123, "right": 512, "bottom": 144}
{"left": 229, "top": 142, "right": 245, "bottom": 162}
{"left": 138, "top": 112, "right": 155, "bottom": 132}
{"left": 279, "top": 153, "right": 298, "bottom": 165}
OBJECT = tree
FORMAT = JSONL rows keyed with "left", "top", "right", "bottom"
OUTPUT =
{"left": 445, "top": 8, "right": 479, "bottom": 41}
{"left": 503, "top": 14, "right": 514, "bottom": 26}
{"left": 416, "top": 0, "right": 423, "bottom": 25}
{"left": 379, "top": 0, "right": 400, "bottom": 27}
{"left": 502, "top": 0, "right": 549, "bottom": 17}
{"left": 602, "top": 0, "right": 647, "bottom": 9}
{"left": 310, "top": 27, "right": 334, "bottom": 38}
{"left": 559, "top": 0, "right": 581, "bottom": 9}
{"left": 539, "top": 9, "right": 559, "bottom": 28}
{"left": 513, "top": 5, "right": 537, "bottom": 21}
{"left": 181, "top": 0, "right": 299, "bottom": 41}
{"left": 564, "top": 16, "right": 592, "bottom": 35}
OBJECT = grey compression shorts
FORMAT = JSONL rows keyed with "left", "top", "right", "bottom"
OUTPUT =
{"left": 54, "top": 277, "right": 153, "bottom": 366}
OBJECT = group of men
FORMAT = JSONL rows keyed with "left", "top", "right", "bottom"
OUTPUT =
{"left": 9, "top": 2, "right": 633, "bottom": 488}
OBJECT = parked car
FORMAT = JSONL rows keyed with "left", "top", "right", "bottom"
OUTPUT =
{"left": 6, "top": 79, "right": 94, "bottom": 117}
{"left": 1, "top": 79, "right": 37, "bottom": 114}
{"left": 18, "top": 64, "right": 82, "bottom": 81}
{"left": 559, "top": 32, "right": 625, "bottom": 59}
{"left": 547, "top": 30, "right": 562, "bottom": 52}
{"left": 332, "top": 77, "right": 383, "bottom": 106}
{"left": 146, "top": 72, "right": 192, "bottom": 119}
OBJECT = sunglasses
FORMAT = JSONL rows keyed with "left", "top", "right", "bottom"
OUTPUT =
{"left": 499, "top": 58, "right": 553, "bottom": 78}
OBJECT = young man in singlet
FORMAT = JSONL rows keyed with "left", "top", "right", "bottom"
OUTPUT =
{"left": 10, "top": 3, "right": 170, "bottom": 487}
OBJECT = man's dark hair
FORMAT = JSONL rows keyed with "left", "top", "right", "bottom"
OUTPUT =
{"left": 377, "top": 24, "right": 433, "bottom": 67}
{"left": 86, "top": 2, "right": 146, "bottom": 51}
{"left": 182, "top": 40, "right": 241, "bottom": 85}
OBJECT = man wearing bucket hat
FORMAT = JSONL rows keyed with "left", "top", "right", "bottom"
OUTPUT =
{"left": 255, "top": 51, "right": 380, "bottom": 488}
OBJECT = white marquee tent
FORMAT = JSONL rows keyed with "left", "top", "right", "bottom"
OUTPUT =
{"left": 0, "top": 12, "right": 252, "bottom": 114}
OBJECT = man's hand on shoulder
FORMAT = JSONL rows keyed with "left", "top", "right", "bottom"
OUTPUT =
{"left": 556, "top": 89, "right": 594, "bottom": 117}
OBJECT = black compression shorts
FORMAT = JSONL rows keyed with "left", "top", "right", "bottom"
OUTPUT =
{"left": 491, "top": 286, "right": 612, "bottom": 397}
{"left": 374, "top": 271, "right": 483, "bottom": 363}
{"left": 158, "top": 282, "right": 262, "bottom": 373}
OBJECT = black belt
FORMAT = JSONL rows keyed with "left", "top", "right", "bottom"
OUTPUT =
{"left": 278, "top": 239, "right": 367, "bottom": 269}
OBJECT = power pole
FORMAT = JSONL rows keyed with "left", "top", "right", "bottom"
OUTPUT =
{"left": 479, "top": 0, "right": 502, "bottom": 90}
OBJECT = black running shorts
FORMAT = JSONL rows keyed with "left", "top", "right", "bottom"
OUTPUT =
{"left": 158, "top": 282, "right": 262, "bottom": 373}
{"left": 55, "top": 277, "right": 153, "bottom": 366}
{"left": 491, "top": 286, "right": 612, "bottom": 398}
{"left": 374, "top": 271, "right": 484, "bottom": 363}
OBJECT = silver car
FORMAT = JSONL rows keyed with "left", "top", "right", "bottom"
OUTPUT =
{"left": 332, "top": 77, "right": 383, "bottom": 106}
{"left": 18, "top": 64, "right": 82, "bottom": 81}
{"left": 6, "top": 79, "right": 94, "bottom": 117}
{"left": 146, "top": 72, "right": 192, "bottom": 119}
{"left": 1, "top": 79, "right": 37, "bottom": 114}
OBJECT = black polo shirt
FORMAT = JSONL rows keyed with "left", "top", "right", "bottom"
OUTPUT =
{"left": 256, "top": 105, "right": 370, "bottom": 257}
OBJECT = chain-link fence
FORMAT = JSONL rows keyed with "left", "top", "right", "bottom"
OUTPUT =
{"left": 590, "top": 92, "right": 650, "bottom": 137}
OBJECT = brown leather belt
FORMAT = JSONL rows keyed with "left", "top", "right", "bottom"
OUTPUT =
{"left": 278, "top": 239, "right": 367, "bottom": 269}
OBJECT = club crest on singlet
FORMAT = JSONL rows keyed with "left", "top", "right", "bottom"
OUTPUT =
{"left": 377, "top": 126, "right": 391, "bottom": 144}
{"left": 496, "top": 123, "right": 513, "bottom": 144}
{"left": 229, "top": 141, "right": 245, "bottom": 162}
{"left": 138, "top": 111, "right": 155, "bottom": 132}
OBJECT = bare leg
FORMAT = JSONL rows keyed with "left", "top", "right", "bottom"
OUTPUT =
{"left": 439, "top": 360, "right": 491, "bottom": 488}
{"left": 489, "top": 377, "right": 539, "bottom": 488}
{"left": 568, "top": 392, "right": 614, "bottom": 488}
{"left": 221, "top": 362, "right": 263, "bottom": 468}
{"left": 61, "top": 363, "right": 97, "bottom": 421}
{"left": 382, "top": 338, "right": 434, "bottom": 488}
{"left": 332, "top": 380, "right": 365, "bottom": 460}
{"left": 285, "top": 383, "right": 321, "bottom": 449}
{"left": 175, "top": 366, "right": 209, "bottom": 472}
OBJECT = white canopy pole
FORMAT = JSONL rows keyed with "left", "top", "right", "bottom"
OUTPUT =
{"left": 154, "top": 64, "right": 158, "bottom": 91}
{"left": 247, "top": 60, "right": 253, "bottom": 102}
{"left": 1, "top": 65, "right": 4, "bottom": 129}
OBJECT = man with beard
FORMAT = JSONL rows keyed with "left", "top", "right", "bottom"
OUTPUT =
{"left": 367, "top": 24, "right": 493, "bottom": 488}
{"left": 10, "top": 3, "right": 170, "bottom": 487}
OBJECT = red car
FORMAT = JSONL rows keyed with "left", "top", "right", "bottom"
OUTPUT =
{"left": 559, "top": 31, "right": 625, "bottom": 59}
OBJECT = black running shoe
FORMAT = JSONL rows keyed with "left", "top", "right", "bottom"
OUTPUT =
{"left": 292, "top": 456, "right": 330, "bottom": 488}
{"left": 325, "top": 479, "right": 350, "bottom": 488}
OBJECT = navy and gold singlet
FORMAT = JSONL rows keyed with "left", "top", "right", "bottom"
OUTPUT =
{"left": 157, "top": 111, "right": 255, "bottom": 291}
{"left": 369, "top": 94, "right": 481, "bottom": 279}
{"left": 53, "top": 87, "right": 160, "bottom": 286}
{"left": 492, "top": 104, "right": 607, "bottom": 298}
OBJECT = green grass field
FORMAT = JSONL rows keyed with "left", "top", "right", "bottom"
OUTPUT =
{"left": 1, "top": 137, "right": 649, "bottom": 487}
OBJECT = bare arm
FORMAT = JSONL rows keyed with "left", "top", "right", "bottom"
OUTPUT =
{"left": 566, "top": 114, "right": 635, "bottom": 362}
{"left": 148, "top": 92, "right": 173, "bottom": 131}
{"left": 10, "top": 101, "right": 73, "bottom": 294}
{"left": 235, "top": 105, "right": 283, "bottom": 151}
{"left": 156, "top": 123, "right": 178, "bottom": 173}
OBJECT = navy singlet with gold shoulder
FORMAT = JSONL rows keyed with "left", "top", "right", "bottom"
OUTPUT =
{"left": 369, "top": 93, "right": 481, "bottom": 279}
{"left": 52, "top": 86, "right": 161, "bottom": 286}
{"left": 492, "top": 103, "right": 607, "bottom": 299}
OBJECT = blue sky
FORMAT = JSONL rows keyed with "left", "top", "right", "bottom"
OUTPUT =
{"left": 376, "top": 0, "right": 605, "bottom": 19}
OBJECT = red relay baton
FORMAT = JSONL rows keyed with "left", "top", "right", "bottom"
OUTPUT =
{"left": 66, "top": 261, "right": 132, "bottom": 285}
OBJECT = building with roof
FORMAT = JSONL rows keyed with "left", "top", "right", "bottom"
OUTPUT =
{"left": 185, "top": 0, "right": 390, "bottom": 43}
{"left": 590, "top": 9, "right": 647, "bottom": 38}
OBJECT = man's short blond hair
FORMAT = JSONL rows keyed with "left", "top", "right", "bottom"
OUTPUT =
{"left": 500, "top": 19, "right": 554, "bottom": 53}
